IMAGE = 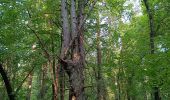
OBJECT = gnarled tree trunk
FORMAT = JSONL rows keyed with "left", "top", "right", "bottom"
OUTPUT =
{"left": 60, "top": 0, "right": 85, "bottom": 99}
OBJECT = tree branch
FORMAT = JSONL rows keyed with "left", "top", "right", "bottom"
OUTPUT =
{"left": 0, "top": 64, "right": 15, "bottom": 100}
{"left": 14, "top": 66, "right": 35, "bottom": 95}
{"left": 27, "top": 25, "right": 50, "bottom": 61}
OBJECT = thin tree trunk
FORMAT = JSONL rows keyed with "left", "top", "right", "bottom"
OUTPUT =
{"left": 40, "top": 65, "right": 45, "bottom": 100}
{"left": 96, "top": 11, "right": 102, "bottom": 100}
{"left": 39, "top": 64, "right": 48, "bottom": 100}
{"left": 96, "top": 11, "right": 107, "bottom": 100}
{"left": 51, "top": 31, "right": 59, "bottom": 100}
{"left": 117, "top": 66, "right": 121, "bottom": 100}
{"left": 0, "top": 64, "right": 15, "bottom": 100}
{"left": 143, "top": 0, "right": 161, "bottom": 100}
{"left": 26, "top": 72, "right": 34, "bottom": 100}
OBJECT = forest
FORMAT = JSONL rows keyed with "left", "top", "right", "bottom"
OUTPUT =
{"left": 0, "top": 0, "right": 170, "bottom": 100}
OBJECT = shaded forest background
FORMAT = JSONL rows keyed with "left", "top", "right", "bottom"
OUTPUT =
{"left": 0, "top": 0, "right": 170, "bottom": 100}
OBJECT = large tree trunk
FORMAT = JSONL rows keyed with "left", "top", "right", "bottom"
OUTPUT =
{"left": 68, "top": 65, "right": 85, "bottom": 100}
{"left": 143, "top": 0, "right": 161, "bottom": 100}
{"left": 69, "top": 0, "right": 85, "bottom": 99}
{"left": 60, "top": 0, "right": 85, "bottom": 99}
{"left": 0, "top": 64, "right": 15, "bottom": 100}
{"left": 60, "top": 0, "right": 70, "bottom": 99}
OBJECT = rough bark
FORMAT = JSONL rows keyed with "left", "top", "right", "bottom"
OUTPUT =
{"left": 59, "top": 66, "right": 65, "bottom": 100}
{"left": 60, "top": 0, "right": 85, "bottom": 99}
{"left": 60, "top": 0, "right": 70, "bottom": 99}
{"left": 60, "top": 0, "right": 70, "bottom": 60}
{"left": 0, "top": 64, "right": 15, "bottom": 100}
{"left": 143, "top": 0, "right": 161, "bottom": 100}
{"left": 69, "top": 0, "right": 85, "bottom": 99}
